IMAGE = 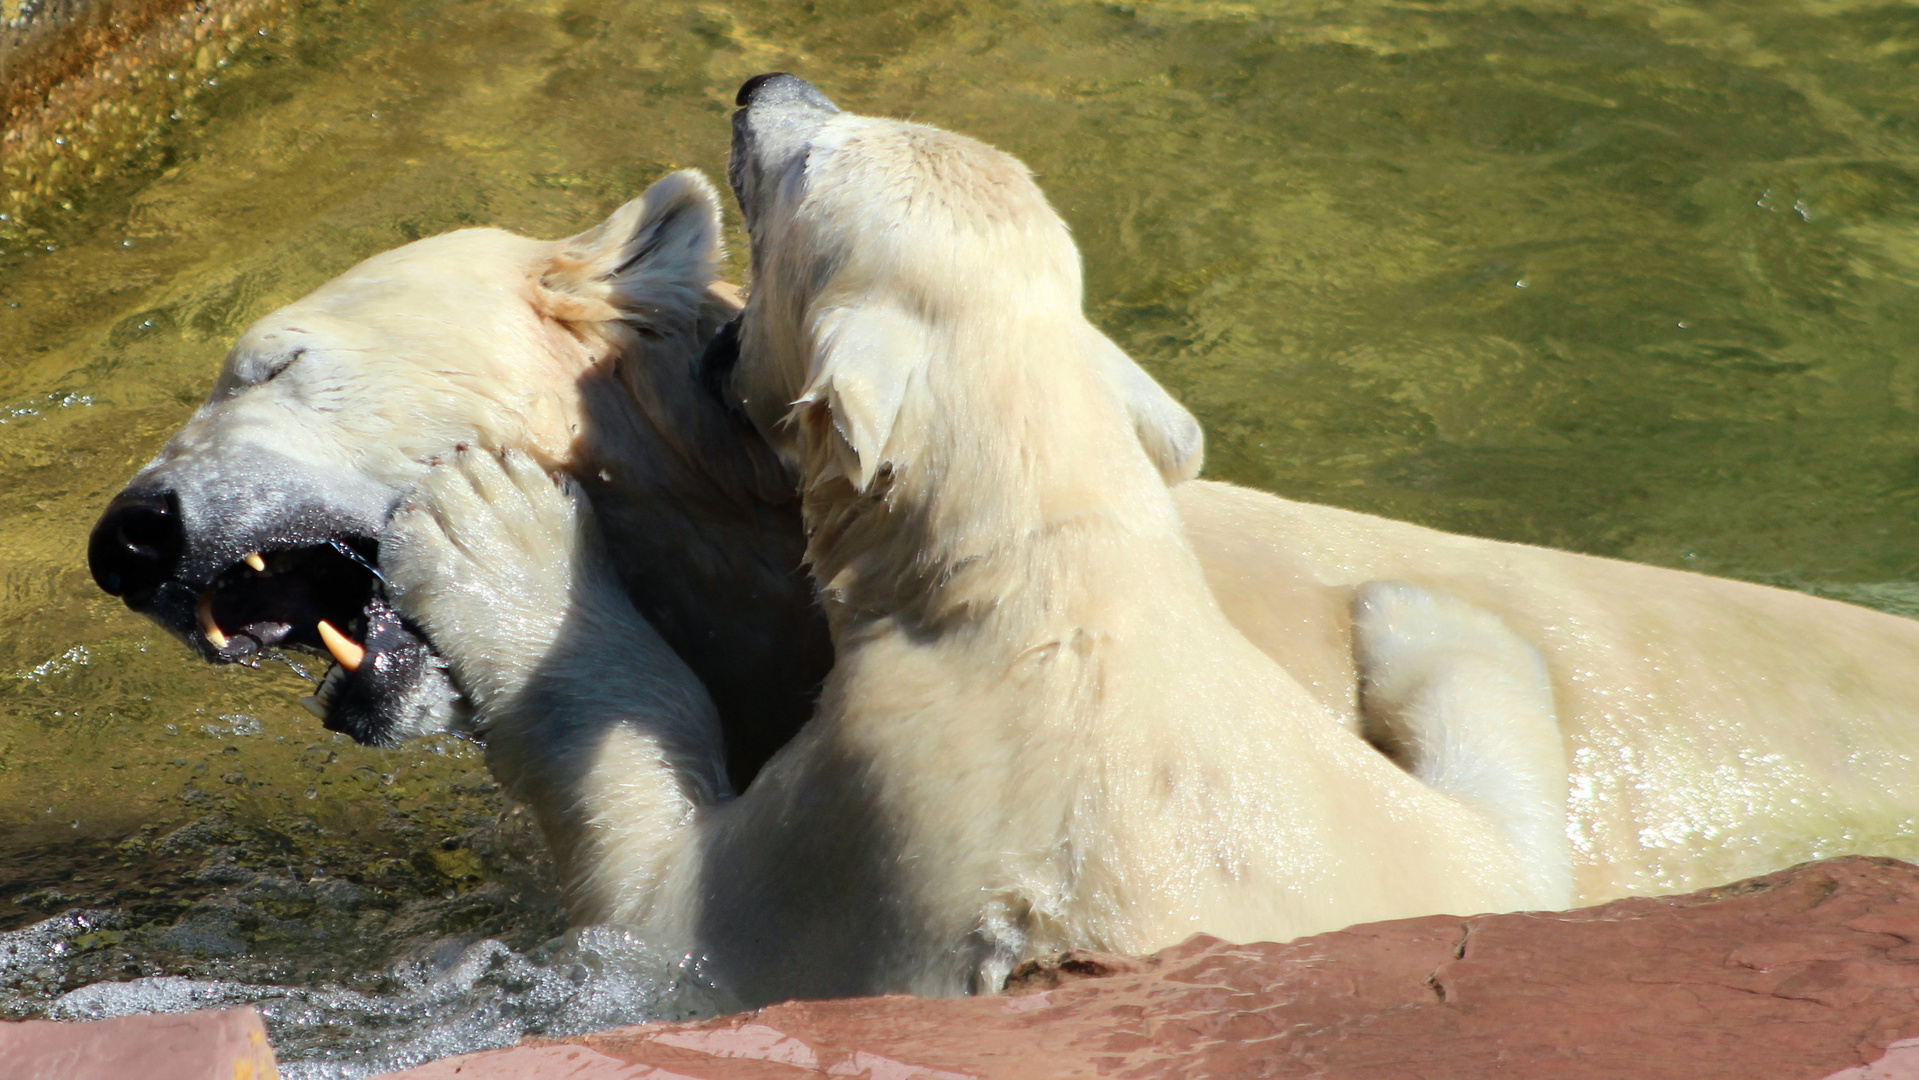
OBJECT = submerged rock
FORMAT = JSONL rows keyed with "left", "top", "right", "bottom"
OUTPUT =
{"left": 384, "top": 856, "right": 1919, "bottom": 1079}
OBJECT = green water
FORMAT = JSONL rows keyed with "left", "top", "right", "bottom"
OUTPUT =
{"left": 1, "top": 0, "right": 1916, "bottom": 1067}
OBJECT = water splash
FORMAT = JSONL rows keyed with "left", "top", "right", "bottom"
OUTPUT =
{"left": 4, "top": 909, "right": 725, "bottom": 1079}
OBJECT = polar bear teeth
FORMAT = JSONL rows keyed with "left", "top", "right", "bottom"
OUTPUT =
{"left": 191, "top": 540, "right": 380, "bottom": 664}
{"left": 316, "top": 618, "right": 366, "bottom": 672}
{"left": 196, "top": 590, "right": 229, "bottom": 650}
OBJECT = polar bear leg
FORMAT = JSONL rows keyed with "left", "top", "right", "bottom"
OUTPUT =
{"left": 382, "top": 449, "right": 727, "bottom": 925}
{"left": 1352, "top": 581, "right": 1571, "bottom": 909}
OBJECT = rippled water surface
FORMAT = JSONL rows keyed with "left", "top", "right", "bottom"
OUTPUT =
{"left": 2, "top": 0, "right": 1917, "bottom": 1073}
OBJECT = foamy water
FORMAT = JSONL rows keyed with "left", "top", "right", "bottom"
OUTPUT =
{"left": 6, "top": 909, "right": 725, "bottom": 1077}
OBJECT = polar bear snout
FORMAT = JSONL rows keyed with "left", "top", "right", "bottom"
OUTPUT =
{"left": 727, "top": 74, "right": 838, "bottom": 240}
{"left": 735, "top": 72, "right": 838, "bottom": 112}
{"left": 88, "top": 453, "right": 466, "bottom": 748}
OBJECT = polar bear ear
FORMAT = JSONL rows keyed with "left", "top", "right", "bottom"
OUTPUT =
{"left": 542, "top": 170, "right": 724, "bottom": 335}
{"left": 795, "top": 301, "right": 930, "bottom": 493}
{"left": 1087, "top": 329, "right": 1205, "bottom": 484}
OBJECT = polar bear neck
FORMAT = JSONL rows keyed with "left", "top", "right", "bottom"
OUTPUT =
{"left": 798, "top": 308, "right": 1203, "bottom": 645}
{"left": 560, "top": 287, "right": 831, "bottom": 790}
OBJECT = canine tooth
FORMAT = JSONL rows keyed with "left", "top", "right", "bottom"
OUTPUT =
{"left": 298, "top": 695, "right": 327, "bottom": 720}
{"left": 244, "top": 552, "right": 267, "bottom": 572}
{"left": 317, "top": 619, "right": 365, "bottom": 672}
{"left": 197, "top": 592, "right": 229, "bottom": 649}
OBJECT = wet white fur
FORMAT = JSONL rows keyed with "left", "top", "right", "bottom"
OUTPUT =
{"left": 383, "top": 449, "right": 726, "bottom": 927}
{"left": 1352, "top": 581, "right": 1569, "bottom": 904}
{"left": 387, "top": 447, "right": 1566, "bottom": 1007}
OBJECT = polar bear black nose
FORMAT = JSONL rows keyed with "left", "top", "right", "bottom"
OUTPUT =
{"left": 89, "top": 489, "right": 183, "bottom": 598}
{"left": 735, "top": 73, "right": 838, "bottom": 113}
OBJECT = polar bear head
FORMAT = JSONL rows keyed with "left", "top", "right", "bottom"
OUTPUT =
{"left": 721, "top": 74, "right": 1205, "bottom": 506}
{"left": 88, "top": 171, "right": 744, "bottom": 746}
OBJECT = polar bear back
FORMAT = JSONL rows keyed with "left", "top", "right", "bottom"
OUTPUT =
{"left": 1178, "top": 478, "right": 1919, "bottom": 900}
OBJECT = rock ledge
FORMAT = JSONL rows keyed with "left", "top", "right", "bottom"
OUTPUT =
{"left": 384, "top": 856, "right": 1919, "bottom": 1079}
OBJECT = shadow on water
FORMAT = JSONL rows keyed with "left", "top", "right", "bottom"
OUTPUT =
{"left": 2, "top": 0, "right": 1918, "bottom": 1074}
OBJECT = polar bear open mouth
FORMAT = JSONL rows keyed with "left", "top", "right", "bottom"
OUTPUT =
{"left": 90, "top": 503, "right": 465, "bottom": 747}
{"left": 191, "top": 540, "right": 381, "bottom": 664}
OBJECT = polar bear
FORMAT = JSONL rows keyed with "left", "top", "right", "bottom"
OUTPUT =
{"left": 87, "top": 171, "right": 826, "bottom": 792}
{"left": 89, "top": 84, "right": 1919, "bottom": 962}
{"left": 718, "top": 76, "right": 1919, "bottom": 905}
{"left": 669, "top": 72, "right": 1564, "bottom": 986}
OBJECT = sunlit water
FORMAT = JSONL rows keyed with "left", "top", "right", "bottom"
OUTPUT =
{"left": 1, "top": 0, "right": 1916, "bottom": 1073}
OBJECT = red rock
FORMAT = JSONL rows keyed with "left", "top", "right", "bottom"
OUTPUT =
{"left": 0, "top": 1006, "right": 278, "bottom": 1080}
{"left": 1821, "top": 1037, "right": 1919, "bottom": 1080}
{"left": 381, "top": 857, "right": 1919, "bottom": 1080}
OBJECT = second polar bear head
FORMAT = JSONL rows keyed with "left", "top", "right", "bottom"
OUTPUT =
{"left": 722, "top": 74, "right": 1207, "bottom": 504}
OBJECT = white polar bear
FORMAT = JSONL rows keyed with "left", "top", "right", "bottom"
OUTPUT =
{"left": 87, "top": 171, "right": 825, "bottom": 792}
{"left": 91, "top": 84, "right": 1919, "bottom": 999}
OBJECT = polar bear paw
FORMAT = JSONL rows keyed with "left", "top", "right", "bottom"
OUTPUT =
{"left": 382, "top": 446, "right": 624, "bottom": 713}
{"left": 1352, "top": 580, "right": 1571, "bottom": 909}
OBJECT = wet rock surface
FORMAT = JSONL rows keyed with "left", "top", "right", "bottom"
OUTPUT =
{"left": 385, "top": 857, "right": 1919, "bottom": 1080}
{"left": 0, "top": 1004, "right": 278, "bottom": 1079}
